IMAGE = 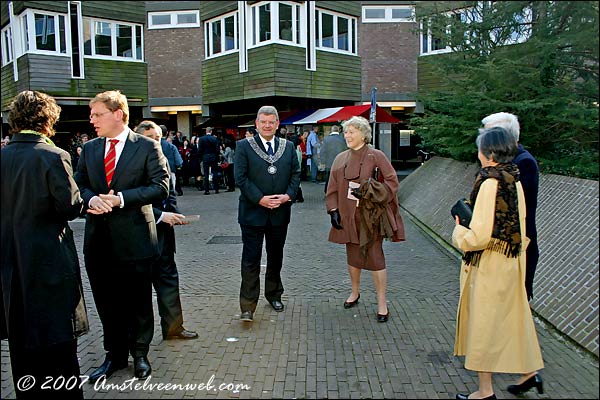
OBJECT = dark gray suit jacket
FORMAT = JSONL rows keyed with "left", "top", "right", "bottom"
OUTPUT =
{"left": 75, "top": 130, "right": 170, "bottom": 261}
{"left": 234, "top": 136, "right": 300, "bottom": 226}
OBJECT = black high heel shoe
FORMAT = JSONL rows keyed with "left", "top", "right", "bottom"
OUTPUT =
{"left": 456, "top": 393, "right": 496, "bottom": 400}
{"left": 377, "top": 311, "right": 389, "bottom": 323}
{"left": 343, "top": 294, "right": 360, "bottom": 309}
{"left": 507, "top": 373, "right": 544, "bottom": 395}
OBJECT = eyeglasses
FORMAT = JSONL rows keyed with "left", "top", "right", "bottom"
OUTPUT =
{"left": 89, "top": 111, "right": 114, "bottom": 121}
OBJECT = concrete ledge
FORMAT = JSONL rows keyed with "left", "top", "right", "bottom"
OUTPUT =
{"left": 398, "top": 157, "right": 599, "bottom": 357}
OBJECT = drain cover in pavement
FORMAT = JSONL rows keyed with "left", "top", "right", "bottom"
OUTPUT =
{"left": 207, "top": 235, "right": 243, "bottom": 244}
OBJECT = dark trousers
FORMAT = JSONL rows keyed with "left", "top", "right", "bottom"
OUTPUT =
{"left": 525, "top": 239, "right": 539, "bottom": 301}
{"left": 152, "top": 244, "right": 184, "bottom": 336}
{"left": 239, "top": 223, "right": 288, "bottom": 312}
{"left": 324, "top": 170, "right": 332, "bottom": 193}
{"left": 224, "top": 163, "right": 235, "bottom": 190}
{"left": 202, "top": 160, "right": 219, "bottom": 192}
{"left": 8, "top": 271, "right": 83, "bottom": 399}
{"left": 86, "top": 256, "right": 154, "bottom": 359}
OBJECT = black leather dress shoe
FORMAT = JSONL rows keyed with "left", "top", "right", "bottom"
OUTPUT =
{"left": 163, "top": 328, "right": 199, "bottom": 340}
{"left": 134, "top": 356, "right": 152, "bottom": 379}
{"left": 269, "top": 300, "right": 284, "bottom": 312}
{"left": 343, "top": 294, "right": 360, "bottom": 309}
{"left": 240, "top": 311, "right": 253, "bottom": 321}
{"left": 456, "top": 393, "right": 496, "bottom": 400}
{"left": 89, "top": 358, "right": 128, "bottom": 383}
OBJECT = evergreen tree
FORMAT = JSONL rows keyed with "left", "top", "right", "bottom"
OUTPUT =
{"left": 411, "top": 1, "right": 599, "bottom": 179}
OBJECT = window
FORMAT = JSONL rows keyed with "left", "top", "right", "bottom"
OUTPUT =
{"left": 247, "top": 1, "right": 303, "bottom": 48}
{"left": 19, "top": 10, "right": 67, "bottom": 55}
{"left": 362, "top": 6, "right": 415, "bottom": 23}
{"left": 83, "top": 18, "right": 143, "bottom": 61}
{"left": 420, "top": 5, "right": 532, "bottom": 56}
{"left": 420, "top": 16, "right": 452, "bottom": 55}
{"left": 148, "top": 11, "right": 200, "bottom": 29}
{"left": 316, "top": 10, "right": 357, "bottom": 54}
{"left": 1, "top": 26, "right": 12, "bottom": 65}
{"left": 205, "top": 12, "right": 238, "bottom": 58}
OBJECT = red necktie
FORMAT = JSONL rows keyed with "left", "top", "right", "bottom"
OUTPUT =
{"left": 104, "top": 139, "right": 118, "bottom": 186}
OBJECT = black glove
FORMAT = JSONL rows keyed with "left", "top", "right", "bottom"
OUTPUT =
{"left": 328, "top": 209, "right": 343, "bottom": 230}
{"left": 350, "top": 187, "right": 362, "bottom": 199}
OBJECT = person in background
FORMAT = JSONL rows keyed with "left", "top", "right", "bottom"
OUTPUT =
{"left": 320, "top": 125, "right": 347, "bottom": 193}
{"left": 75, "top": 90, "right": 170, "bottom": 382}
{"left": 481, "top": 112, "right": 540, "bottom": 303}
{"left": 198, "top": 127, "right": 221, "bottom": 195}
{"left": 306, "top": 125, "right": 319, "bottom": 183}
{"left": 234, "top": 105, "right": 301, "bottom": 322}
{"left": 452, "top": 127, "right": 544, "bottom": 400}
{"left": 1, "top": 90, "right": 88, "bottom": 398}
{"left": 325, "top": 116, "right": 405, "bottom": 323}
{"left": 222, "top": 138, "right": 236, "bottom": 192}
{"left": 159, "top": 124, "right": 184, "bottom": 196}
{"left": 298, "top": 131, "right": 309, "bottom": 181}
{"left": 134, "top": 121, "right": 199, "bottom": 341}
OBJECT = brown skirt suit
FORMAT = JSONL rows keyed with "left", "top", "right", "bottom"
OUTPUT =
{"left": 325, "top": 145, "right": 405, "bottom": 270}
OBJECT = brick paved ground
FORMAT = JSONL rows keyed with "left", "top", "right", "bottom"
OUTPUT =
{"left": 2, "top": 181, "right": 598, "bottom": 399}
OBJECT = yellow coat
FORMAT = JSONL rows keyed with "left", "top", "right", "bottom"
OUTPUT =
{"left": 452, "top": 179, "right": 544, "bottom": 373}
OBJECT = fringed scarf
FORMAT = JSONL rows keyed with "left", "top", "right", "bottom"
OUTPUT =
{"left": 462, "top": 163, "right": 522, "bottom": 267}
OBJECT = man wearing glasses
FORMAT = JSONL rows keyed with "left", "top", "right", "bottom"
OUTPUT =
{"left": 234, "top": 106, "right": 301, "bottom": 322}
{"left": 75, "top": 90, "right": 170, "bottom": 382}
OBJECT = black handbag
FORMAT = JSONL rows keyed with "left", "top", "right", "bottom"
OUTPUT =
{"left": 451, "top": 198, "right": 472, "bottom": 228}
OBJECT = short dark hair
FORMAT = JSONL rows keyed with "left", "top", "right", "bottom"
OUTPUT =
{"left": 476, "top": 126, "right": 518, "bottom": 163}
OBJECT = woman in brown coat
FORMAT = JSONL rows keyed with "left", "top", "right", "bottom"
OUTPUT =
{"left": 325, "top": 116, "right": 405, "bottom": 322}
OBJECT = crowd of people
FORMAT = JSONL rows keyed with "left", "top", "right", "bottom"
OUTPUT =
{"left": 1, "top": 89, "right": 543, "bottom": 400}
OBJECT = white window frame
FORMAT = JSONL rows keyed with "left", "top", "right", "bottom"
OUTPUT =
{"left": 316, "top": 9, "right": 357, "bottom": 55}
{"left": 247, "top": 1, "right": 305, "bottom": 49}
{"left": 148, "top": 10, "right": 200, "bottom": 30}
{"left": 205, "top": 10, "right": 238, "bottom": 59}
{"left": 420, "top": 5, "right": 532, "bottom": 56}
{"left": 362, "top": 5, "right": 415, "bottom": 23}
{"left": 83, "top": 17, "right": 143, "bottom": 62}
{"left": 1, "top": 26, "right": 13, "bottom": 66}
{"left": 19, "top": 9, "right": 69, "bottom": 57}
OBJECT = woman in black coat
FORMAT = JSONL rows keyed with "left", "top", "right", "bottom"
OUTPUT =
{"left": 1, "top": 91, "right": 88, "bottom": 398}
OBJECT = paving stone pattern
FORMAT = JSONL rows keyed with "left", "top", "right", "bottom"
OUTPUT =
{"left": 1, "top": 182, "right": 598, "bottom": 399}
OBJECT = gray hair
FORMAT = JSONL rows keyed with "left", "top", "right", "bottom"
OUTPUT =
{"left": 481, "top": 112, "right": 520, "bottom": 142}
{"left": 476, "top": 126, "right": 518, "bottom": 163}
{"left": 257, "top": 105, "right": 279, "bottom": 121}
{"left": 331, "top": 125, "right": 340, "bottom": 133}
{"left": 135, "top": 120, "right": 162, "bottom": 136}
{"left": 342, "top": 116, "right": 372, "bottom": 144}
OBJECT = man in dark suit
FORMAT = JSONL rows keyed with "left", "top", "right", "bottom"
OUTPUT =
{"left": 234, "top": 105, "right": 301, "bottom": 322}
{"left": 75, "top": 90, "right": 170, "bottom": 381}
{"left": 1, "top": 90, "right": 88, "bottom": 398}
{"left": 135, "top": 121, "right": 198, "bottom": 341}
{"left": 197, "top": 127, "right": 221, "bottom": 194}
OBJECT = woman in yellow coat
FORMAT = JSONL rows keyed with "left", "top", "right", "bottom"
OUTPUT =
{"left": 452, "top": 127, "right": 544, "bottom": 400}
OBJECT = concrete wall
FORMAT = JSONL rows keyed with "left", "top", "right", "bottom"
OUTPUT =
{"left": 397, "top": 157, "right": 599, "bottom": 357}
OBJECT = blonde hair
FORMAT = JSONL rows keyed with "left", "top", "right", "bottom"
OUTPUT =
{"left": 90, "top": 90, "right": 130, "bottom": 124}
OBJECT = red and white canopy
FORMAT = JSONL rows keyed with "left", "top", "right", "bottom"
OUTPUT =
{"left": 289, "top": 105, "right": 400, "bottom": 125}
